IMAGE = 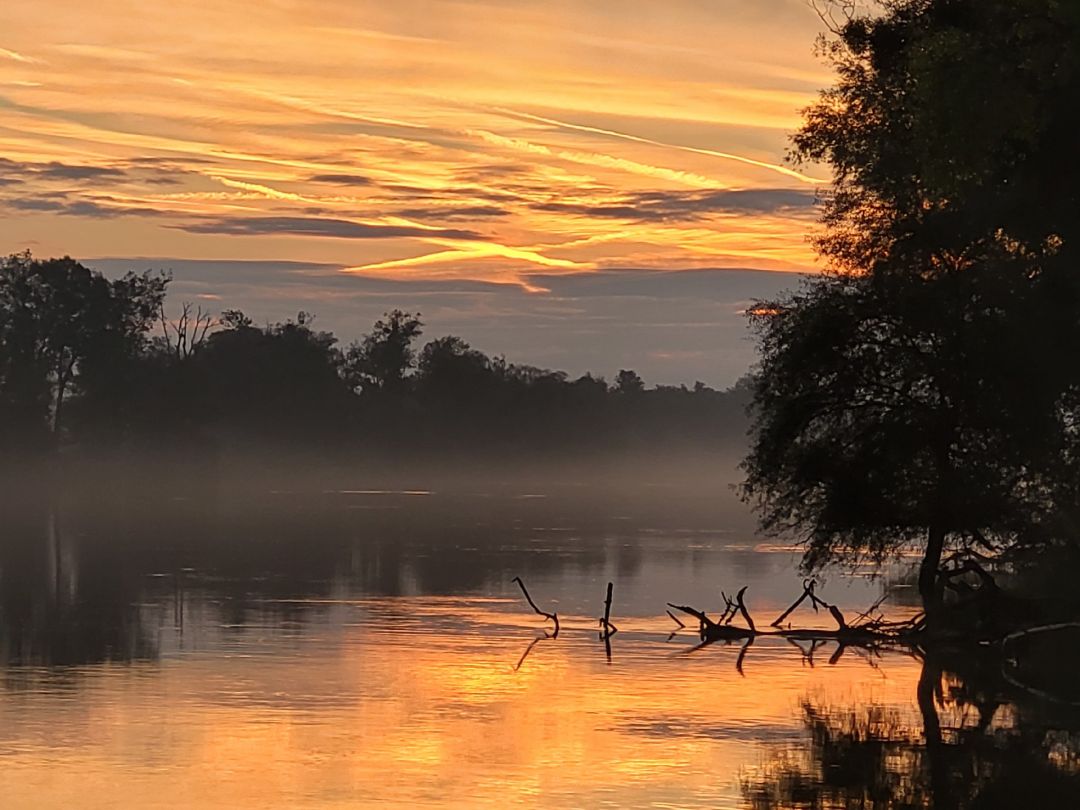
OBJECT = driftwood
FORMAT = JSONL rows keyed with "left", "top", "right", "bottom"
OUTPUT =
{"left": 511, "top": 568, "right": 1076, "bottom": 693}
{"left": 669, "top": 581, "right": 924, "bottom": 650}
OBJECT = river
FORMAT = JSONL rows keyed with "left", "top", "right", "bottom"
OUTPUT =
{"left": 1, "top": 485, "right": 1076, "bottom": 808}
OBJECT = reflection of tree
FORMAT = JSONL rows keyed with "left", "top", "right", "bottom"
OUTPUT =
{"left": 743, "top": 649, "right": 1080, "bottom": 809}
{"left": 0, "top": 492, "right": 656, "bottom": 668}
{"left": 0, "top": 501, "right": 158, "bottom": 668}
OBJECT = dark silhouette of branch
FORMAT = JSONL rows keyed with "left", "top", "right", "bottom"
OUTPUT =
{"left": 598, "top": 580, "right": 618, "bottom": 639}
{"left": 512, "top": 576, "right": 559, "bottom": 637}
{"left": 160, "top": 301, "right": 214, "bottom": 359}
{"left": 807, "top": 0, "right": 859, "bottom": 35}
{"left": 735, "top": 585, "right": 757, "bottom": 633}
{"left": 771, "top": 580, "right": 846, "bottom": 631}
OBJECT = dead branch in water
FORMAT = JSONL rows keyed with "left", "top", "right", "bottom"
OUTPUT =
{"left": 772, "top": 580, "right": 847, "bottom": 631}
{"left": 666, "top": 601, "right": 753, "bottom": 641}
{"left": 670, "top": 583, "right": 923, "bottom": 649}
{"left": 735, "top": 586, "right": 756, "bottom": 633}
{"left": 598, "top": 581, "right": 618, "bottom": 639}
{"left": 512, "top": 576, "right": 559, "bottom": 637}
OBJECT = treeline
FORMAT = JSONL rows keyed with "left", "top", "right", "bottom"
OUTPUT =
{"left": 0, "top": 252, "right": 750, "bottom": 475}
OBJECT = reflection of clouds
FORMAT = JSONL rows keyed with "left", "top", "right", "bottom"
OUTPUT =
{"left": 0, "top": 606, "right": 923, "bottom": 809}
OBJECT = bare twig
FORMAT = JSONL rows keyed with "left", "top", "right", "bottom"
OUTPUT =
{"left": 772, "top": 580, "right": 847, "bottom": 631}
{"left": 807, "top": 0, "right": 858, "bottom": 35}
{"left": 512, "top": 576, "right": 559, "bottom": 637}
{"left": 772, "top": 579, "right": 816, "bottom": 627}
{"left": 666, "top": 609, "right": 686, "bottom": 629}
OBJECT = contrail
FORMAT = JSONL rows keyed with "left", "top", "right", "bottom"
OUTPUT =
{"left": 492, "top": 107, "right": 826, "bottom": 186}
{"left": 468, "top": 129, "right": 723, "bottom": 189}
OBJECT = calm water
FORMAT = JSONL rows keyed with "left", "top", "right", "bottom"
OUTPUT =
{"left": 1, "top": 486, "right": 1077, "bottom": 808}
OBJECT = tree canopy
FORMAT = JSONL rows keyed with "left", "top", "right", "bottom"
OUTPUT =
{"left": 743, "top": 0, "right": 1080, "bottom": 615}
{"left": 0, "top": 253, "right": 166, "bottom": 450}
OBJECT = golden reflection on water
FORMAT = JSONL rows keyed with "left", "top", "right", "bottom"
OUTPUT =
{"left": 0, "top": 598, "right": 925, "bottom": 809}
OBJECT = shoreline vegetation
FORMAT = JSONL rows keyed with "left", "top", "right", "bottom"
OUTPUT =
{"left": 0, "top": 252, "right": 751, "bottom": 497}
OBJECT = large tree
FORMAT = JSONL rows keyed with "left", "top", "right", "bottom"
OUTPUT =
{"left": 743, "top": 0, "right": 1080, "bottom": 616}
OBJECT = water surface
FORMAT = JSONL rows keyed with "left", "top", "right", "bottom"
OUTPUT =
{"left": 1, "top": 487, "right": 1075, "bottom": 808}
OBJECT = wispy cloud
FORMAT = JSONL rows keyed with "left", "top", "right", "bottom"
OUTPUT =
{"left": 532, "top": 188, "right": 818, "bottom": 221}
{"left": 309, "top": 173, "right": 373, "bottom": 186}
{"left": 174, "top": 215, "right": 486, "bottom": 241}
{"left": 1, "top": 0, "right": 826, "bottom": 289}
{"left": 0, "top": 47, "right": 41, "bottom": 64}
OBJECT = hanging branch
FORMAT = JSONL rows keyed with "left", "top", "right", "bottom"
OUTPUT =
{"left": 512, "top": 576, "right": 559, "bottom": 637}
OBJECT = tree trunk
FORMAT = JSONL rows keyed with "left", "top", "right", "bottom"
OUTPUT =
{"left": 919, "top": 523, "right": 946, "bottom": 619}
{"left": 52, "top": 370, "right": 67, "bottom": 435}
{"left": 52, "top": 355, "right": 73, "bottom": 436}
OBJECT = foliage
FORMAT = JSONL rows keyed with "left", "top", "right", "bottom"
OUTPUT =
{"left": 342, "top": 309, "right": 423, "bottom": 395}
{"left": 0, "top": 253, "right": 167, "bottom": 449}
{"left": 0, "top": 257, "right": 750, "bottom": 472}
{"left": 743, "top": 0, "right": 1080, "bottom": 611}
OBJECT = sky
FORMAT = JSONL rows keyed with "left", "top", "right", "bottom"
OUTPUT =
{"left": 0, "top": 0, "right": 832, "bottom": 385}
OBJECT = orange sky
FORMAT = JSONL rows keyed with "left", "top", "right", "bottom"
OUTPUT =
{"left": 0, "top": 1, "right": 831, "bottom": 382}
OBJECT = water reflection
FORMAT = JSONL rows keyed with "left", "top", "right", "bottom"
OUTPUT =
{"left": 0, "top": 486, "right": 813, "bottom": 669}
{"left": 0, "top": 489, "right": 1075, "bottom": 807}
{"left": 743, "top": 646, "right": 1080, "bottom": 809}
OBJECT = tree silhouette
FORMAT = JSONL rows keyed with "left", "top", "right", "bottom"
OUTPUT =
{"left": 0, "top": 253, "right": 166, "bottom": 449}
{"left": 0, "top": 252, "right": 753, "bottom": 485}
{"left": 743, "top": 0, "right": 1080, "bottom": 617}
{"left": 343, "top": 309, "right": 423, "bottom": 395}
{"left": 614, "top": 369, "right": 645, "bottom": 395}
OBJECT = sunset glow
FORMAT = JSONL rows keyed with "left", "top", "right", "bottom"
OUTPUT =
{"left": 0, "top": 1, "right": 826, "bottom": 287}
